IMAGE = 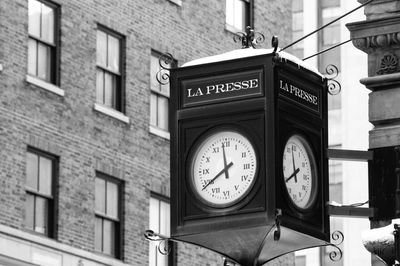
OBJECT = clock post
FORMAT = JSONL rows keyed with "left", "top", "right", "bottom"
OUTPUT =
{"left": 168, "top": 47, "right": 330, "bottom": 265}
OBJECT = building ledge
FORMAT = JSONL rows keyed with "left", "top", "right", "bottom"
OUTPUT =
{"left": 149, "top": 125, "right": 170, "bottom": 140}
{"left": 0, "top": 224, "right": 129, "bottom": 266}
{"left": 26, "top": 75, "right": 65, "bottom": 97}
{"left": 94, "top": 103, "right": 130, "bottom": 124}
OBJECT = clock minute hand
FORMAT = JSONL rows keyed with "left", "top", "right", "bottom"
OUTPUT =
{"left": 285, "top": 168, "right": 300, "bottom": 183}
{"left": 222, "top": 142, "right": 230, "bottom": 179}
{"left": 202, "top": 161, "right": 234, "bottom": 191}
{"left": 291, "top": 146, "right": 298, "bottom": 183}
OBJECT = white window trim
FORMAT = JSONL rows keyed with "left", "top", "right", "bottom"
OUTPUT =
{"left": 26, "top": 75, "right": 65, "bottom": 97}
{"left": 94, "top": 103, "right": 130, "bottom": 124}
{"left": 225, "top": 23, "right": 242, "bottom": 34}
{"left": 149, "top": 125, "right": 170, "bottom": 140}
{"left": 168, "top": 0, "right": 182, "bottom": 6}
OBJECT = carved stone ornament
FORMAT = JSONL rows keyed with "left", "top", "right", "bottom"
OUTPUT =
{"left": 377, "top": 53, "right": 399, "bottom": 75}
{"left": 352, "top": 32, "right": 400, "bottom": 52}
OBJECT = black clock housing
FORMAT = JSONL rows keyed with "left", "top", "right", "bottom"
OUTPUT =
{"left": 169, "top": 52, "right": 329, "bottom": 265}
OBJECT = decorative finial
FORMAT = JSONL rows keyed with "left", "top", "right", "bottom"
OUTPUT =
{"left": 233, "top": 26, "right": 265, "bottom": 49}
{"left": 271, "top": 36, "right": 279, "bottom": 53}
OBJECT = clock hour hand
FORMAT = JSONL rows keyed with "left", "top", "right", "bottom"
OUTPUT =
{"left": 285, "top": 168, "right": 300, "bottom": 183}
{"left": 202, "top": 161, "right": 233, "bottom": 191}
{"left": 222, "top": 142, "right": 230, "bottom": 179}
{"left": 291, "top": 146, "right": 298, "bottom": 183}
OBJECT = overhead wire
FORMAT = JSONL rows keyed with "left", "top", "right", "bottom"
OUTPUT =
{"left": 279, "top": 0, "right": 374, "bottom": 53}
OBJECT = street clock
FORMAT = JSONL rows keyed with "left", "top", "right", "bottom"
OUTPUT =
{"left": 169, "top": 49, "right": 329, "bottom": 265}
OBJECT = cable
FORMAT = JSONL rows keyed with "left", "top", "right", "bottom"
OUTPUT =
{"left": 302, "top": 39, "right": 352, "bottom": 61}
{"left": 280, "top": 0, "right": 374, "bottom": 52}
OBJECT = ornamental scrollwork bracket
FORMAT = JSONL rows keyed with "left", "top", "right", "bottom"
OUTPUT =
{"left": 144, "top": 230, "right": 172, "bottom": 256}
{"left": 156, "top": 53, "right": 176, "bottom": 86}
{"left": 325, "top": 64, "right": 341, "bottom": 96}
{"left": 233, "top": 26, "right": 265, "bottom": 49}
{"left": 327, "top": 230, "right": 344, "bottom": 262}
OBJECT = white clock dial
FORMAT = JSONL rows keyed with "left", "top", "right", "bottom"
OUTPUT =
{"left": 190, "top": 130, "right": 257, "bottom": 207}
{"left": 282, "top": 134, "right": 317, "bottom": 209}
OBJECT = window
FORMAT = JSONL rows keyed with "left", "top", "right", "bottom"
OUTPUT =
{"left": 150, "top": 51, "right": 176, "bottom": 136}
{"left": 225, "top": 0, "right": 250, "bottom": 32}
{"left": 318, "top": 0, "right": 341, "bottom": 71}
{"left": 149, "top": 194, "right": 174, "bottom": 266}
{"left": 28, "top": 0, "right": 59, "bottom": 84}
{"left": 95, "top": 174, "right": 122, "bottom": 258}
{"left": 96, "top": 27, "right": 124, "bottom": 112}
{"left": 291, "top": 0, "right": 304, "bottom": 59}
{"left": 25, "top": 148, "right": 57, "bottom": 237}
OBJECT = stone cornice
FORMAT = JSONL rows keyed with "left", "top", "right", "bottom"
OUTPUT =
{"left": 347, "top": 16, "right": 400, "bottom": 52}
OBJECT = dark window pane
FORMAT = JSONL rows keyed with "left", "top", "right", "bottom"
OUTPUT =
{"left": 35, "top": 196, "right": 48, "bottom": 234}
{"left": 96, "top": 69, "right": 104, "bottom": 103}
{"left": 28, "top": 39, "right": 38, "bottom": 76}
{"left": 108, "top": 35, "right": 120, "bottom": 72}
{"left": 41, "top": 3, "right": 55, "bottom": 43}
{"left": 150, "top": 93, "right": 157, "bottom": 127}
{"left": 28, "top": 0, "right": 41, "bottom": 38}
{"left": 26, "top": 152, "right": 38, "bottom": 190}
{"left": 106, "top": 181, "right": 118, "bottom": 218}
{"left": 95, "top": 217, "right": 103, "bottom": 251}
{"left": 25, "top": 194, "right": 35, "bottom": 230}
{"left": 95, "top": 178, "right": 106, "bottom": 214}
{"left": 39, "top": 156, "right": 52, "bottom": 195}
{"left": 157, "top": 96, "right": 169, "bottom": 131}
{"left": 96, "top": 30, "right": 107, "bottom": 67}
{"left": 37, "top": 43, "right": 51, "bottom": 81}
{"left": 103, "top": 219, "right": 115, "bottom": 256}
{"left": 104, "top": 72, "right": 116, "bottom": 107}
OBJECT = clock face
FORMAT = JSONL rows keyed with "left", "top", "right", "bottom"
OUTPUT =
{"left": 282, "top": 134, "right": 317, "bottom": 210}
{"left": 189, "top": 130, "right": 257, "bottom": 208}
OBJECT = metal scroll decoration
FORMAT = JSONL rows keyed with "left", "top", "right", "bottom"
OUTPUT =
{"left": 325, "top": 64, "right": 341, "bottom": 95}
{"left": 144, "top": 230, "right": 172, "bottom": 255}
{"left": 234, "top": 26, "right": 265, "bottom": 49}
{"left": 156, "top": 53, "right": 176, "bottom": 86}
{"left": 327, "top": 230, "right": 344, "bottom": 262}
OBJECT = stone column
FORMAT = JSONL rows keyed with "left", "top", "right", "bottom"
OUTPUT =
{"left": 347, "top": 0, "right": 400, "bottom": 265}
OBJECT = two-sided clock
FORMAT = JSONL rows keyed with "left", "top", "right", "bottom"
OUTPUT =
{"left": 282, "top": 134, "right": 318, "bottom": 210}
{"left": 188, "top": 129, "right": 258, "bottom": 208}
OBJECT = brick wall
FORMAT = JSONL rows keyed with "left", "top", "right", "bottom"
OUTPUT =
{"left": 0, "top": 0, "right": 292, "bottom": 265}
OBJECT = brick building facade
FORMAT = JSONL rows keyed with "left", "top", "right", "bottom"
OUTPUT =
{"left": 0, "top": 0, "right": 292, "bottom": 265}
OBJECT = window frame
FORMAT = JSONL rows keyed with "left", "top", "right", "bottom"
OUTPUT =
{"left": 149, "top": 192, "right": 176, "bottom": 266}
{"left": 25, "top": 147, "right": 58, "bottom": 239}
{"left": 94, "top": 172, "right": 124, "bottom": 259}
{"left": 27, "top": 0, "right": 60, "bottom": 86}
{"left": 225, "top": 0, "right": 252, "bottom": 33}
{"left": 95, "top": 25, "right": 126, "bottom": 114}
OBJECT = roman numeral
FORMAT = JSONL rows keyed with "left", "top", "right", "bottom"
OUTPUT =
{"left": 241, "top": 175, "right": 248, "bottom": 181}
{"left": 212, "top": 187, "right": 220, "bottom": 193}
{"left": 243, "top": 163, "right": 250, "bottom": 170}
{"left": 223, "top": 141, "right": 230, "bottom": 147}
{"left": 206, "top": 157, "right": 210, "bottom": 163}
{"left": 234, "top": 185, "right": 239, "bottom": 191}
{"left": 223, "top": 191, "right": 230, "bottom": 197}
{"left": 213, "top": 147, "right": 219, "bottom": 153}
{"left": 202, "top": 169, "right": 209, "bottom": 175}
{"left": 242, "top": 152, "right": 246, "bottom": 158}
